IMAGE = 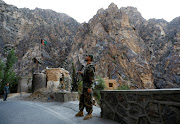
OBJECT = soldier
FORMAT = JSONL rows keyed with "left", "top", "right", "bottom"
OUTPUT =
{"left": 3, "top": 83, "right": 10, "bottom": 101}
{"left": 75, "top": 55, "right": 95, "bottom": 120}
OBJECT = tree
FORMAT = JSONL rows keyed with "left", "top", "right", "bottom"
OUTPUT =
{"left": 0, "top": 50, "right": 18, "bottom": 94}
{"left": 93, "top": 76, "right": 106, "bottom": 104}
{"left": 0, "top": 60, "right": 5, "bottom": 91}
{"left": 71, "top": 62, "right": 78, "bottom": 91}
{"left": 5, "top": 50, "right": 17, "bottom": 71}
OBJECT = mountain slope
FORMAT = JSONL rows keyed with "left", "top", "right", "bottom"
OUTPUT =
{"left": 0, "top": 0, "right": 80, "bottom": 76}
{"left": 66, "top": 3, "right": 180, "bottom": 89}
{"left": 0, "top": 1, "right": 179, "bottom": 89}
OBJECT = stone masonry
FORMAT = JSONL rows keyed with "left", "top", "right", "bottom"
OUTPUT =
{"left": 100, "top": 89, "right": 180, "bottom": 124}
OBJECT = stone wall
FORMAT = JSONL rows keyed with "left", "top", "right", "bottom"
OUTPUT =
{"left": 45, "top": 68, "right": 71, "bottom": 91}
{"left": 46, "top": 68, "right": 70, "bottom": 81}
{"left": 54, "top": 92, "right": 78, "bottom": 102}
{"left": 17, "top": 77, "right": 32, "bottom": 93}
{"left": 100, "top": 89, "right": 180, "bottom": 124}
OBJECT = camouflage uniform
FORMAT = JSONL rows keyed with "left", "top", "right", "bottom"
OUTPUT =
{"left": 79, "top": 63, "right": 95, "bottom": 114}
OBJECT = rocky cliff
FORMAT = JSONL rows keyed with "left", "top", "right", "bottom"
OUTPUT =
{"left": 0, "top": 1, "right": 179, "bottom": 89}
{"left": 0, "top": 0, "right": 80, "bottom": 76}
{"left": 66, "top": 3, "right": 180, "bottom": 89}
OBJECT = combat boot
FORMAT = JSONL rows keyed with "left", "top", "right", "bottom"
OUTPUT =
{"left": 84, "top": 113, "right": 92, "bottom": 120}
{"left": 75, "top": 111, "right": 84, "bottom": 117}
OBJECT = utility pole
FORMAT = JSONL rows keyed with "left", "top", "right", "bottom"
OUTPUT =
{"left": 38, "top": 43, "right": 41, "bottom": 73}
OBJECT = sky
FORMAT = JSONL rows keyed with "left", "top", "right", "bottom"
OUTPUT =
{"left": 3, "top": 0, "right": 180, "bottom": 23}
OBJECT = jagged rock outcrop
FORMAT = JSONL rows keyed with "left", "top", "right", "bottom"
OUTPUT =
{"left": 153, "top": 17, "right": 180, "bottom": 88}
{"left": 66, "top": 3, "right": 180, "bottom": 89}
{"left": 0, "top": 1, "right": 179, "bottom": 89}
{"left": 66, "top": 3, "right": 154, "bottom": 89}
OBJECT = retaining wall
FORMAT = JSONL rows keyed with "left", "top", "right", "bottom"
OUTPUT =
{"left": 100, "top": 89, "right": 180, "bottom": 124}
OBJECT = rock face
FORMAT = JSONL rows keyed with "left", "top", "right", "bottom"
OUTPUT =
{"left": 0, "top": 0, "right": 80, "bottom": 76}
{"left": 0, "top": 1, "right": 179, "bottom": 89}
{"left": 66, "top": 3, "right": 180, "bottom": 89}
{"left": 66, "top": 3, "right": 155, "bottom": 89}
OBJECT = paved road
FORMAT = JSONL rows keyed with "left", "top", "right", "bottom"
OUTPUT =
{"left": 0, "top": 100, "right": 69, "bottom": 124}
{"left": 0, "top": 99, "right": 119, "bottom": 124}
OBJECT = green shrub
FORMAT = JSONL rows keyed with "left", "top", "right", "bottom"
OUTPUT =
{"left": 116, "top": 85, "right": 130, "bottom": 90}
{"left": 0, "top": 60, "right": 5, "bottom": 82}
{"left": 93, "top": 76, "right": 106, "bottom": 104}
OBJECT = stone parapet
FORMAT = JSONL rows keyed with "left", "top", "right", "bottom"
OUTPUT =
{"left": 54, "top": 91, "right": 78, "bottom": 102}
{"left": 100, "top": 89, "right": 180, "bottom": 124}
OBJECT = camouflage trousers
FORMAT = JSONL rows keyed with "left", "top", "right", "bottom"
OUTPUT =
{"left": 79, "top": 88, "right": 93, "bottom": 114}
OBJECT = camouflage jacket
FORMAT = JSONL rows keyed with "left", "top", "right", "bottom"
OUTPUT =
{"left": 82, "top": 63, "right": 95, "bottom": 88}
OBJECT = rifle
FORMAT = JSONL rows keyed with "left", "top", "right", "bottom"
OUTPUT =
{"left": 71, "top": 64, "right": 84, "bottom": 92}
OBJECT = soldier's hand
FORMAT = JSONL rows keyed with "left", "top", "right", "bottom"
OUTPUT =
{"left": 78, "top": 71, "right": 83, "bottom": 75}
{"left": 88, "top": 88, "right": 91, "bottom": 94}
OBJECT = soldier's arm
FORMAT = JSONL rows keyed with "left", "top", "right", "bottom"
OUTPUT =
{"left": 78, "top": 71, "right": 83, "bottom": 75}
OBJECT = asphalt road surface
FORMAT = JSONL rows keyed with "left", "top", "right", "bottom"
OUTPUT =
{"left": 0, "top": 100, "right": 69, "bottom": 124}
{"left": 0, "top": 99, "right": 119, "bottom": 124}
